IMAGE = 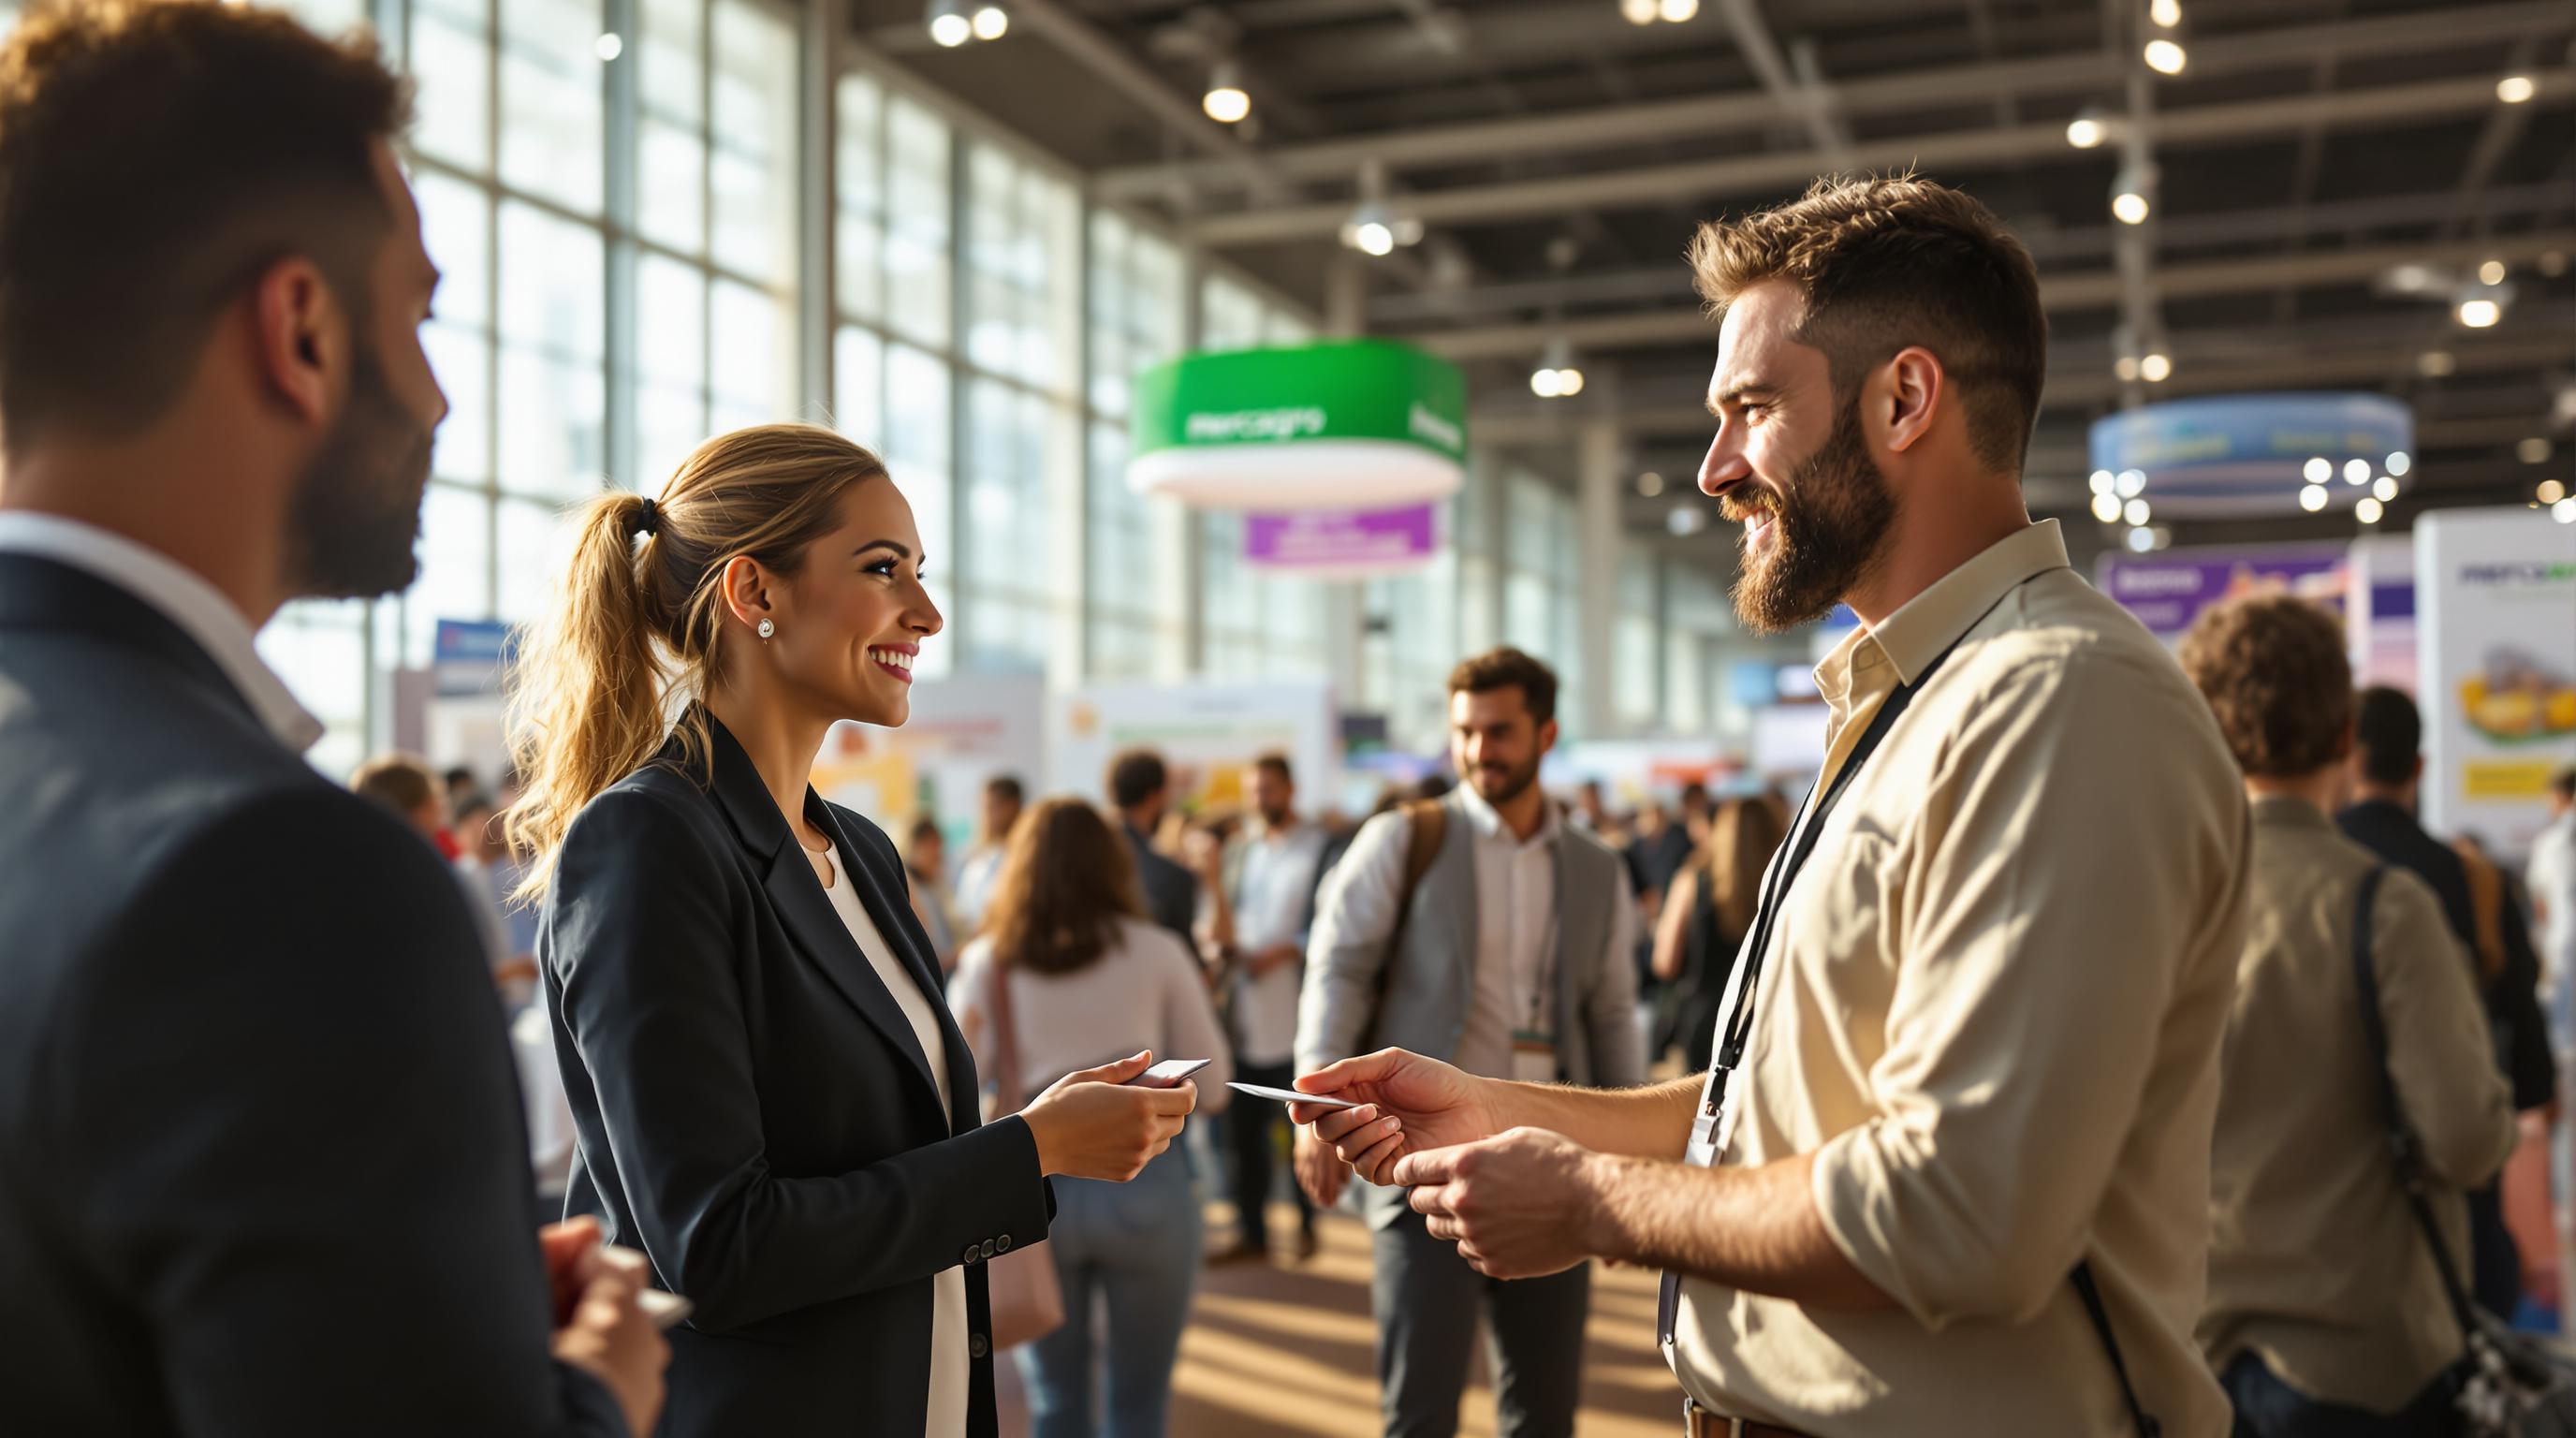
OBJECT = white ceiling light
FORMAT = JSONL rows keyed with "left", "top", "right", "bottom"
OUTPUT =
{"left": 2111, "top": 167, "right": 2154, "bottom": 225}
{"left": 1637, "top": 471, "right": 1664, "bottom": 497}
{"left": 2116, "top": 468, "right": 2147, "bottom": 498}
{"left": 2066, "top": 109, "right": 2108, "bottom": 149}
{"left": 1203, "top": 61, "right": 1249, "bottom": 123}
{"left": 2124, "top": 497, "right": 2152, "bottom": 525}
{"left": 971, "top": 3, "right": 1008, "bottom": 39}
{"left": 2518, "top": 437, "right": 2553, "bottom": 464}
{"left": 2300, "top": 484, "right": 2330, "bottom": 512}
{"left": 1619, "top": 0, "right": 1657, "bottom": 22}
{"left": 2140, "top": 351, "right": 2172, "bottom": 383}
{"left": 2356, "top": 496, "right": 2384, "bottom": 524}
{"left": 2091, "top": 492, "right": 2124, "bottom": 522}
{"left": 2343, "top": 458, "right": 2371, "bottom": 485}
{"left": 2143, "top": 38, "right": 2187, "bottom": 75}
{"left": 2497, "top": 74, "right": 2538, "bottom": 105}
{"left": 1531, "top": 336, "right": 1583, "bottom": 400}
{"left": 593, "top": 32, "right": 623, "bottom": 61}
{"left": 2539, "top": 478, "right": 2568, "bottom": 505}
{"left": 1667, "top": 505, "right": 1708, "bottom": 536}
{"left": 2479, "top": 259, "right": 2508, "bottom": 286}
{"left": 2089, "top": 468, "right": 2116, "bottom": 496}
{"left": 927, "top": 0, "right": 973, "bottom": 46}
{"left": 2114, "top": 354, "right": 2142, "bottom": 382}
{"left": 2417, "top": 351, "right": 2457, "bottom": 378}
{"left": 2386, "top": 450, "right": 2411, "bottom": 477}
{"left": 2125, "top": 525, "right": 2158, "bottom": 552}
{"left": 2554, "top": 497, "right": 2576, "bottom": 524}
{"left": 2148, "top": 0, "right": 2181, "bottom": 26}
{"left": 1657, "top": 0, "right": 1699, "bottom": 20}
{"left": 2457, "top": 297, "right": 2503, "bottom": 329}
{"left": 2372, "top": 477, "right": 2398, "bottom": 503}
{"left": 2302, "top": 456, "right": 2332, "bottom": 484}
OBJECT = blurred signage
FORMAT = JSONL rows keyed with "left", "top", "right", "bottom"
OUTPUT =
{"left": 1242, "top": 505, "right": 1438, "bottom": 577}
{"left": 432, "top": 618, "right": 515, "bottom": 697}
{"left": 2097, "top": 545, "right": 2349, "bottom": 638}
{"left": 2086, "top": 392, "right": 2413, "bottom": 520}
{"left": 1128, "top": 340, "right": 1468, "bottom": 509}
{"left": 2417, "top": 508, "right": 2576, "bottom": 858}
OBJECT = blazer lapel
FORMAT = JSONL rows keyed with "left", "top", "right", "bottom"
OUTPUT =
{"left": 810, "top": 799, "right": 984, "bottom": 1132}
{"left": 696, "top": 717, "right": 944, "bottom": 1111}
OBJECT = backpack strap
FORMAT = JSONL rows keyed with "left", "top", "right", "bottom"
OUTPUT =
{"left": 2073, "top": 1261, "right": 2161, "bottom": 1437}
{"left": 1366, "top": 799, "right": 1449, "bottom": 1031}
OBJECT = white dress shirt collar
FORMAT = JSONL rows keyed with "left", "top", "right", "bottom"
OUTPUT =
{"left": 0, "top": 511, "right": 326, "bottom": 754}
{"left": 1456, "top": 777, "right": 1561, "bottom": 849}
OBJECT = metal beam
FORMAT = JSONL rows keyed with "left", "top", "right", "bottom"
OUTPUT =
{"left": 1097, "top": 0, "right": 2576, "bottom": 197}
{"left": 1716, "top": 0, "right": 1851, "bottom": 163}
{"left": 1183, "top": 69, "right": 2576, "bottom": 245}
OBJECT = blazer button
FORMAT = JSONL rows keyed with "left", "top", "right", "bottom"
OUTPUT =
{"left": 995, "top": 1234, "right": 1013, "bottom": 1254}
{"left": 962, "top": 1243, "right": 980, "bottom": 1266}
{"left": 980, "top": 1239, "right": 997, "bottom": 1259}
{"left": 969, "top": 1333, "right": 990, "bottom": 1360}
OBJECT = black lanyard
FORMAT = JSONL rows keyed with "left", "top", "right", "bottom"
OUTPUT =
{"left": 1704, "top": 628, "right": 1973, "bottom": 1110}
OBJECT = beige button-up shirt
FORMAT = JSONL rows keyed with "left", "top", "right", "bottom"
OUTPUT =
{"left": 1671, "top": 521, "right": 2250, "bottom": 1436}
{"left": 2200, "top": 798, "right": 2512, "bottom": 1412}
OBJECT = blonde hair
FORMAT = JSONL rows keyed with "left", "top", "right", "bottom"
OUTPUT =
{"left": 505, "top": 423, "right": 889, "bottom": 901}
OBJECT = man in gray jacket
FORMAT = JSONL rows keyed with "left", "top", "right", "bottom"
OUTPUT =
{"left": 1295, "top": 648, "right": 1641, "bottom": 1438}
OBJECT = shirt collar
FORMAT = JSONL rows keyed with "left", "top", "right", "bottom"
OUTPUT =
{"left": 2251, "top": 793, "right": 2335, "bottom": 831}
{"left": 1811, "top": 520, "right": 2071, "bottom": 697}
{"left": 1456, "top": 780, "right": 1560, "bottom": 848}
{"left": 0, "top": 511, "right": 326, "bottom": 754}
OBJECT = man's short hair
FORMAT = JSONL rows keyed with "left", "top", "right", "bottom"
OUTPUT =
{"left": 1447, "top": 647, "right": 1559, "bottom": 727}
{"left": 2352, "top": 686, "right": 2423, "bottom": 789}
{"left": 0, "top": 0, "right": 411, "bottom": 454}
{"left": 2550, "top": 767, "right": 2576, "bottom": 804}
{"left": 985, "top": 774, "right": 1025, "bottom": 805}
{"left": 2176, "top": 597, "right": 2354, "bottom": 779}
{"left": 350, "top": 753, "right": 440, "bottom": 817}
{"left": 1688, "top": 173, "right": 2046, "bottom": 473}
{"left": 1254, "top": 753, "right": 1294, "bottom": 786}
{"left": 1106, "top": 750, "right": 1169, "bottom": 810}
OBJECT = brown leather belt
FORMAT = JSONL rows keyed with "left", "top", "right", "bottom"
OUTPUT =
{"left": 1682, "top": 1397, "right": 1813, "bottom": 1438}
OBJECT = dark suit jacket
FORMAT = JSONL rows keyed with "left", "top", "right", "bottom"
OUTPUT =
{"left": 2340, "top": 798, "right": 2556, "bottom": 1110}
{"left": 543, "top": 715, "right": 1052, "bottom": 1438}
{"left": 0, "top": 552, "right": 622, "bottom": 1437}
{"left": 1126, "top": 822, "right": 1199, "bottom": 949}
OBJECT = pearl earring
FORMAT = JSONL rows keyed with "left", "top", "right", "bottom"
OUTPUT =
{"left": 756, "top": 618, "right": 775, "bottom": 640}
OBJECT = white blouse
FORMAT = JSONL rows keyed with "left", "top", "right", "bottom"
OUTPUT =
{"left": 817, "top": 843, "right": 968, "bottom": 1438}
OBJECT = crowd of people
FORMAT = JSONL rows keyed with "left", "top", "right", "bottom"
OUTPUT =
{"left": 8, "top": 7, "right": 2576, "bottom": 1438}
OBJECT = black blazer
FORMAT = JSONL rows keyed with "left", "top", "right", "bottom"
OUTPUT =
{"left": 543, "top": 714, "right": 1052, "bottom": 1438}
{"left": 0, "top": 552, "right": 622, "bottom": 1436}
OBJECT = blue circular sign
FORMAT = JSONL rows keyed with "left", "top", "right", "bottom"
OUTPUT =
{"left": 2086, "top": 393, "right": 2415, "bottom": 520}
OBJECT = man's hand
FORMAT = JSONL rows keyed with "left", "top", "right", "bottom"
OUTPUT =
{"left": 1294, "top": 1128, "right": 1348, "bottom": 1209}
{"left": 545, "top": 1227, "right": 669, "bottom": 1438}
{"left": 1394, "top": 1128, "right": 1603, "bottom": 1280}
{"left": 1288, "top": 1049, "right": 1503, "bottom": 1185}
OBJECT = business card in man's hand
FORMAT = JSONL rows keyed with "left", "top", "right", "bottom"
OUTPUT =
{"left": 1228, "top": 1081, "right": 1360, "bottom": 1109}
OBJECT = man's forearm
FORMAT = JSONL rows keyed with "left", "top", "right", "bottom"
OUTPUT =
{"left": 1576, "top": 1150, "right": 1892, "bottom": 1309}
{"left": 1492, "top": 1075, "right": 1701, "bottom": 1160}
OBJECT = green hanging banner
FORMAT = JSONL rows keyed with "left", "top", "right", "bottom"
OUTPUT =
{"left": 1127, "top": 339, "right": 1469, "bottom": 509}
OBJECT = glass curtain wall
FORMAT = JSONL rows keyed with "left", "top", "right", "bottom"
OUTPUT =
{"left": 1085, "top": 212, "right": 1186, "bottom": 681}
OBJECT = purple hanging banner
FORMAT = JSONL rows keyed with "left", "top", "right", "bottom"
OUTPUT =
{"left": 1243, "top": 505, "right": 1439, "bottom": 577}
{"left": 2097, "top": 546, "right": 2351, "bottom": 637}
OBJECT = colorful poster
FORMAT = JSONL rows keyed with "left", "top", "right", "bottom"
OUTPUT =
{"left": 1242, "top": 505, "right": 1439, "bottom": 578}
{"left": 2096, "top": 544, "right": 2351, "bottom": 638}
{"left": 810, "top": 673, "right": 1047, "bottom": 847}
{"left": 1049, "top": 680, "right": 1339, "bottom": 818}
{"left": 2416, "top": 508, "right": 2576, "bottom": 858}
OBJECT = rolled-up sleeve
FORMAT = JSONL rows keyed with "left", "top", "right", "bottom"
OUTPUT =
{"left": 1810, "top": 651, "right": 2247, "bottom": 1328}
{"left": 1295, "top": 811, "right": 1412, "bottom": 1075}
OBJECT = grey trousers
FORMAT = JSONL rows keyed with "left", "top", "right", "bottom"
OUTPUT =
{"left": 1370, "top": 1207, "right": 1590, "bottom": 1438}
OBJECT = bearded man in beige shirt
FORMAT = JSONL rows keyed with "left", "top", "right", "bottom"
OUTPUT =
{"left": 1292, "top": 174, "right": 2251, "bottom": 1437}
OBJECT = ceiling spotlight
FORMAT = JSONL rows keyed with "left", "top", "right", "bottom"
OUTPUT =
{"left": 2356, "top": 496, "right": 2384, "bottom": 524}
{"left": 2124, "top": 497, "right": 2152, "bottom": 525}
{"left": 2417, "top": 351, "right": 2456, "bottom": 378}
{"left": 2458, "top": 297, "right": 2503, "bottom": 328}
{"left": 2116, "top": 468, "right": 2147, "bottom": 498}
{"left": 2302, "top": 456, "right": 2332, "bottom": 484}
{"left": 593, "top": 31, "right": 623, "bottom": 61}
{"left": 2539, "top": 478, "right": 2568, "bottom": 505}
{"left": 1637, "top": 471, "right": 1665, "bottom": 497}
{"left": 971, "top": 3, "right": 1008, "bottom": 39}
{"left": 2143, "top": 38, "right": 2187, "bottom": 75}
{"left": 2479, "top": 259, "right": 2508, "bottom": 286}
{"left": 2386, "top": 450, "right": 2411, "bottom": 477}
{"left": 1667, "top": 505, "right": 1709, "bottom": 537}
{"left": 2372, "top": 477, "right": 2399, "bottom": 503}
{"left": 1619, "top": 0, "right": 1657, "bottom": 22}
{"left": 2091, "top": 492, "right": 2124, "bottom": 522}
{"left": 2520, "top": 438, "right": 2554, "bottom": 464}
{"left": 2497, "top": 74, "right": 2538, "bottom": 105}
{"left": 1658, "top": 0, "right": 1700, "bottom": 19}
{"left": 2066, "top": 109, "right": 2108, "bottom": 149}
{"left": 2089, "top": 468, "right": 2116, "bottom": 496}
{"left": 2125, "top": 525, "right": 2158, "bottom": 552}
{"left": 1531, "top": 337, "right": 1583, "bottom": 399}
{"left": 2115, "top": 355, "right": 2142, "bottom": 382}
{"left": 2111, "top": 167, "right": 2154, "bottom": 225}
{"left": 2148, "top": 0, "right": 2181, "bottom": 26}
{"left": 927, "top": 0, "right": 972, "bottom": 47}
{"left": 1203, "top": 61, "right": 1249, "bottom": 123}
{"left": 2140, "top": 352, "right": 2173, "bottom": 384}
{"left": 2554, "top": 497, "right": 2576, "bottom": 525}
{"left": 2300, "top": 484, "right": 2330, "bottom": 512}
{"left": 2344, "top": 458, "right": 2371, "bottom": 485}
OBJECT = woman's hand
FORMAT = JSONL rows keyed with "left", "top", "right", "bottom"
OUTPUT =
{"left": 1019, "top": 1051, "right": 1197, "bottom": 1182}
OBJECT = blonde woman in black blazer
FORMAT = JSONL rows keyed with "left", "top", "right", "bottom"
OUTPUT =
{"left": 509, "top": 425, "right": 1197, "bottom": 1438}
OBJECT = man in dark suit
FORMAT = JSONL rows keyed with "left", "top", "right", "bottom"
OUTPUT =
{"left": 0, "top": 6, "right": 662, "bottom": 1434}
{"left": 2340, "top": 684, "right": 2554, "bottom": 1318}
{"left": 1110, "top": 748, "right": 1201, "bottom": 948}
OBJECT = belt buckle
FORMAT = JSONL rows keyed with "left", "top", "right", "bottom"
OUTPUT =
{"left": 1681, "top": 1397, "right": 1749, "bottom": 1438}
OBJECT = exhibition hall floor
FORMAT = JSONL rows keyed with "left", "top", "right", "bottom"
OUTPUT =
{"left": 994, "top": 1203, "right": 1676, "bottom": 1437}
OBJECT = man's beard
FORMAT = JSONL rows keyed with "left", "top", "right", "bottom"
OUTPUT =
{"left": 1259, "top": 803, "right": 1293, "bottom": 829}
{"left": 1469, "top": 754, "right": 1540, "bottom": 808}
{"left": 285, "top": 351, "right": 434, "bottom": 600}
{"left": 1724, "top": 397, "right": 1898, "bottom": 634}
